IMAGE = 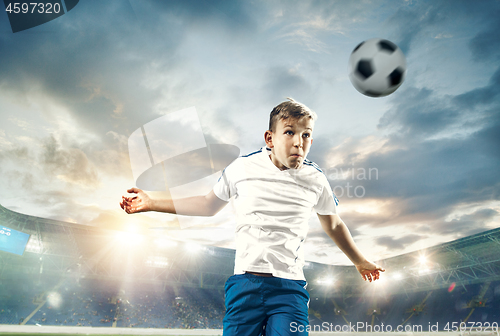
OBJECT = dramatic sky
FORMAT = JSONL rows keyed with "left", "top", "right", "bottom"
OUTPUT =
{"left": 0, "top": 0, "right": 499, "bottom": 265}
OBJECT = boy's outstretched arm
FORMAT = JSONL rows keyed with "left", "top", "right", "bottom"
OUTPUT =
{"left": 317, "top": 213, "right": 385, "bottom": 282}
{"left": 120, "top": 188, "right": 228, "bottom": 217}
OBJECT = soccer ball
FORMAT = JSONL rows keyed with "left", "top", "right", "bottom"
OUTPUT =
{"left": 348, "top": 38, "right": 407, "bottom": 97}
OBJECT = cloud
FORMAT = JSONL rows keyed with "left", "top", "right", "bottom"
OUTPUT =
{"left": 377, "top": 87, "right": 464, "bottom": 140}
{"left": 41, "top": 134, "right": 100, "bottom": 188}
{"left": 385, "top": 3, "right": 445, "bottom": 55}
{"left": 135, "top": 0, "right": 257, "bottom": 32}
{"left": 262, "top": 66, "right": 312, "bottom": 104}
{"left": 0, "top": 0, "right": 190, "bottom": 139}
{"left": 3, "top": 170, "right": 36, "bottom": 193}
{"left": 375, "top": 234, "right": 425, "bottom": 250}
{"left": 467, "top": 5, "right": 500, "bottom": 62}
{"left": 1, "top": 0, "right": 499, "bottom": 264}
{"left": 439, "top": 208, "right": 498, "bottom": 237}
{"left": 329, "top": 65, "right": 500, "bottom": 237}
{"left": 453, "top": 67, "right": 500, "bottom": 109}
{"left": 265, "top": 1, "right": 377, "bottom": 53}
{"left": 384, "top": 0, "right": 500, "bottom": 58}
{"left": 0, "top": 144, "right": 29, "bottom": 161}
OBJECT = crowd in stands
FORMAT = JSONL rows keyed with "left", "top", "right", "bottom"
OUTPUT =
{"left": 115, "top": 286, "right": 224, "bottom": 328}
{"left": 1, "top": 278, "right": 499, "bottom": 329}
{"left": 307, "top": 281, "right": 500, "bottom": 331}
{"left": 27, "top": 289, "right": 117, "bottom": 327}
{"left": 0, "top": 287, "right": 40, "bottom": 325}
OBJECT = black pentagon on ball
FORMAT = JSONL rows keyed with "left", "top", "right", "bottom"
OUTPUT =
{"left": 356, "top": 59, "right": 374, "bottom": 80}
{"left": 388, "top": 67, "right": 404, "bottom": 86}
{"left": 352, "top": 41, "right": 365, "bottom": 53}
{"left": 378, "top": 39, "right": 397, "bottom": 53}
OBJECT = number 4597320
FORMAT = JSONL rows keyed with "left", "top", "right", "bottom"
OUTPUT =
{"left": 5, "top": 2, "right": 61, "bottom": 14}
{"left": 444, "top": 322, "right": 498, "bottom": 332}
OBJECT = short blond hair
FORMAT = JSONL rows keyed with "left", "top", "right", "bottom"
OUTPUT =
{"left": 268, "top": 97, "right": 317, "bottom": 132}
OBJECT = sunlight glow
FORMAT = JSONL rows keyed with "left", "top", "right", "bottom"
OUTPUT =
{"left": 185, "top": 242, "right": 203, "bottom": 253}
{"left": 316, "top": 278, "right": 334, "bottom": 286}
{"left": 392, "top": 272, "right": 402, "bottom": 280}
{"left": 116, "top": 231, "right": 144, "bottom": 246}
{"left": 418, "top": 268, "right": 430, "bottom": 275}
{"left": 46, "top": 291, "right": 62, "bottom": 309}
{"left": 146, "top": 256, "right": 169, "bottom": 268}
{"left": 419, "top": 255, "right": 427, "bottom": 264}
{"left": 154, "top": 238, "right": 178, "bottom": 249}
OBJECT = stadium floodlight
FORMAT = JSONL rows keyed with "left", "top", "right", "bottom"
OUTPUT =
{"left": 146, "top": 256, "right": 169, "bottom": 268}
{"left": 47, "top": 291, "right": 62, "bottom": 309}
{"left": 154, "top": 238, "right": 178, "bottom": 249}
{"left": 374, "top": 273, "right": 386, "bottom": 285}
{"left": 25, "top": 237, "right": 42, "bottom": 254}
{"left": 392, "top": 272, "right": 402, "bottom": 280}
{"left": 316, "top": 278, "right": 334, "bottom": 286}
{"left": 116, "top": 231, "right": 144, "bottom": 246}
{"left": 418, "top": 255, "right": 427, "bottom": 264}
{"left": 418, "top": 267, "right": 430, "bottom": 275}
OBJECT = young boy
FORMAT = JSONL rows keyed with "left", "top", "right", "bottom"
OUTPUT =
{"left": 120, "top": 98, "right": 384, "bottom": 335}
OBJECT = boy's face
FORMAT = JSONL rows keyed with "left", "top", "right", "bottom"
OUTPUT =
{"left": 264, "top": 116, "right": 314, "bottom": 170}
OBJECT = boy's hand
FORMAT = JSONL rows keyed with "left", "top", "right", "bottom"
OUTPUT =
{"left": 120, "top": 188, "right": 152, "bottom": 214}
{"left": 355, "top": 260, "right": 385, "bottom": 282}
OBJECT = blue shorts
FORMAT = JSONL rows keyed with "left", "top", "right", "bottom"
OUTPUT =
{"left": 222, "top": 273, "right": 310, "bottom": 336}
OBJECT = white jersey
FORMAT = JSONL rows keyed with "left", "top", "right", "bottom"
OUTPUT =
{"left": 213, "top": 146, "right": 338, "bottom": 280}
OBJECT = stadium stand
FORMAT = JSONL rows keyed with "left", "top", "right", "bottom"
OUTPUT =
{"left": 1, "top": 204, "right": 500, "bottom": 331}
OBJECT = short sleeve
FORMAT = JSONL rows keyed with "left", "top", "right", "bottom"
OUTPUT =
{"left": 314, "top": 175, "right": 339, "bottom": 215}
{"left": 212, "top": 161, "right": 237, "bottom": 202}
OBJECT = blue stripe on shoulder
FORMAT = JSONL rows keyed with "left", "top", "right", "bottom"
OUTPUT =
{"left": 304, "top": 158, "right": 321, "bottom": 168}
{"left": 217, "top": 167, "right": 227, "bottom": 182}
{"left": 219, "top": 147, "right": 263, "bottom": 181}
{"left": 303, "top": 161, "right": 323, "bottom": 173}
{"left": 242, "top": 148, "right": 264, "bottom": 157}
{"left": 333, "top": 195, "right": 339, "bottom": 206}
{"left": 304, "top": 158, "right": 339, "bottom": 206}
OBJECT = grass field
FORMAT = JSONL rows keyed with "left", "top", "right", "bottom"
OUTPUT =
{"left": 1, "top": 325, "right": 498, "bottom": 336}
{"left": 0, "top": 325, "right": 223, "bottom": 336}
{"left": 1, "top": 332, "right": 496, "bottom": 336}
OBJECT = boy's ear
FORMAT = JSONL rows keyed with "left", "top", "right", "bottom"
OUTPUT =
{"left": 264, "top": 130, "right": 273, "bottom": 148}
